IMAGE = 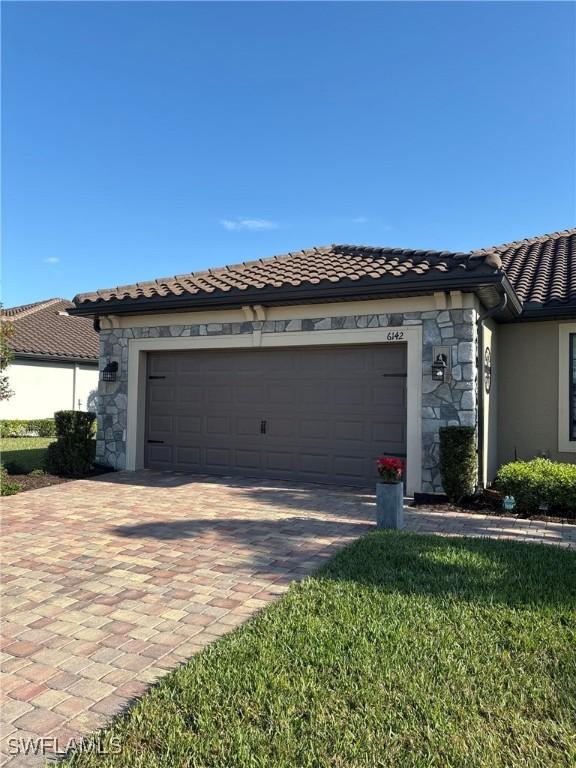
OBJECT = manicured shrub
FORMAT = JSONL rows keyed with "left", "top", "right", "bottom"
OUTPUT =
{"left": 0, "top": 464, "right": 21, "bottom": 496}
{"left": 0, "top": 418, "right": 57, "bottom": 437}
{"left": 495, "top": 458, "right": 576, "bottom": 516}
{"left": 46, "top": 410, "right": 96, "bottom": 477}
{"left": 439, "top": 426, "right": 477, "bottom": 502}
{"left": 35, "top": 419, "right": 57, "bottom": 437}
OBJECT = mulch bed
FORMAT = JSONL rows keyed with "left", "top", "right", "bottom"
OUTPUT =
{"left": 9, "top": 473, "right": 72, "bottom": 492}
{"left": 412, "top": 498, "right": 575, "bottom": 526}
{"left": 7, "top": 466, "right": 113, "bottom": 494}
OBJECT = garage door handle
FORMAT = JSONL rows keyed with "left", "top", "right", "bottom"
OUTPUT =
{"left": 147, "top": 440, "right": 164, "bottom": 444}
{"left": 260, "top": 420, "right": 267, "bottom": 434}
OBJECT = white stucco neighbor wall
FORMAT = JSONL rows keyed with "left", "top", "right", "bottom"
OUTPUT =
{"left": 0, "top": 359, "right": 99, "bottom": 419}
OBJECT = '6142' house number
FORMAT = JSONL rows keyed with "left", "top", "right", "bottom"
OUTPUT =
{"left": 386, "top": 330, "right": 405, "bottom": 341}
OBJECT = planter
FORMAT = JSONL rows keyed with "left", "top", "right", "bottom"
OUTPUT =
{"left": 376, "top": 481, "right": 404, "bottom": 529}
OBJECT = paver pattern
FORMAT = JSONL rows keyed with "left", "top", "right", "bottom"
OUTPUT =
{"left": 2, "top": 471, "right": 575, "bottom": 766}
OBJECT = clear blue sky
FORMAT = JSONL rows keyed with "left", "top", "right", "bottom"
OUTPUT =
{"left": 2, "top": 1, "right": 575, "bottom": 306}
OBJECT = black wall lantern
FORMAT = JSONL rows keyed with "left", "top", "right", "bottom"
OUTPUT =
{"left": 432, "top": 353, "right": 448, "bottom": 382}
{"left": 101, "top": 360, "right": 118, "bottom": 382}
{"left": 484, "top": 347, "right": 492, "bottom": 393}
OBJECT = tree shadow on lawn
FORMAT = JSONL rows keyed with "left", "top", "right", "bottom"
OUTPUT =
{"left": 317, "top": 531, "right": 576, "bottom": 610}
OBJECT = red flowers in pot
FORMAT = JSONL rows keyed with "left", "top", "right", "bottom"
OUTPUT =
{"left": 377, "top": 456, "right": 405, "bottom": 484}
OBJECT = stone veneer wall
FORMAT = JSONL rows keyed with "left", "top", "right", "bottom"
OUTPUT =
{"left": 96, "top": 309, "right": 477, "bottom": 493}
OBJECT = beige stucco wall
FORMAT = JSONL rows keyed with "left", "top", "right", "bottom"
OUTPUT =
{"left": 498, "top": 320, "right": 576, "bottom": 466}
{"left": 0, "top": 360, "right": 99, "bottom": 420}
{"left": 481, "top": 318, "right": 499, "bottom": 485}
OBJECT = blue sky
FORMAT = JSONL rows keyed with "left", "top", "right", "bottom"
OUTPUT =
{"left": 2, "top": 1, "right": 575, "bottom": 306}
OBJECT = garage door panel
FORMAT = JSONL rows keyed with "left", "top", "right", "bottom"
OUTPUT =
{"left": 205, "top": 416, "right": 230, "bottom": 435}
{"left": 237, "top": 416, "right": 262, "bottom": 436}
{"left": 149, "top": 415, "right": 173, "bottom": 434}
{"left": 371, "top": 419, "right": 406, "bottom": 438}
{"left": 333, "top": 420, "right": 366, "bottom": 441}
{"left": 266, "top": 418, "right": 295, "bottom": 438}
{"left": 149, "top": 356, "right": 175, "bottom": 375}
{"left": 333, "top": 455, "right": 366, "bottom": 479}
{"left": 372, "top": 382, "right": 407, "bottom": 406}
{"left": 236, "top": 385, "right": 265, "bottom": 404}
{"left": 333, "top": 383, "right": 365, "bottom": 406}
{"left": 147, "top": 444, "right": 173, "bottom": 465}
{"left": 180, "top": 386, "right": 204, "bottom": 403}
{"left": 149, "top": 386, "right": 175, "bottom": 403}
{"left": 176, "top": 446, "right": 201, "bottom": 466}
{"left": 266, "top": 452, "right": 294, "bottom": 471}
{"left": 206, "top": 386, "right": 233, "bottom": 404}
{"left": 300, "top": 419, "right": 330, "bottom": 439}
{"left": 205, "top": 448, "right": 231, "bottom": 468}
{"left": 145, "top": 344, "right": 407, "bottom": 485}
{"left": 178, "top": 415, "right": 202, "bottom": 434}
{"left": 297, "top": 384, "right": 329, "bottom": 404}
{"left": 234, "top": 450, "right": 261, "bottom": 470}
{"left": 300, "top": 453, "right": 330, "bottom": 475}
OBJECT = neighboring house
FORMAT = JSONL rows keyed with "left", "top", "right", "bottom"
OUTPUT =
{"left": 0, "top": 299, "right": 99, "bottom": 420}
{"left": 69, "top": 228, "right": 576, "bottom": 495}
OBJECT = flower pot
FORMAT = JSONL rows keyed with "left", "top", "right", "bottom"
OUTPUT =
{"left": 376, "top": 481, "right": 404, "bottom": 529}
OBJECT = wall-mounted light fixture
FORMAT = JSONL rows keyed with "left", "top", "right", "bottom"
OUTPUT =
{"left": 432, "top": 354, "right": 448, "bottom": 382}
{"left": 101, "top": 361, "right": 118, "bottom": 382}
{"left": 484, "top": 347, "right": 492, "bottom": 393}
{"left": 432, "top": 346, "right": 451, "bottom": 383}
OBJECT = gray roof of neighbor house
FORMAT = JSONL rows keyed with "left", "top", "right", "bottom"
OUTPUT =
{"left": 1, "top": 299, "right": 99, "bottom": 361}
{"left": 71, "top": 228, "right": 575, "bottom": 319}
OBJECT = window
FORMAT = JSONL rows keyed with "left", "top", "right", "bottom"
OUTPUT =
{"left": 558, "top": 324, "right": 576, "bottom": 452}
{"left": 571, "top": 333, "right": 576, "bottom": 441}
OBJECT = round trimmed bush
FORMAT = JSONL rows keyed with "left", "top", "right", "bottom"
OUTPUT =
{"left": 495, "top": 458, "right": 576, "bottom": 516}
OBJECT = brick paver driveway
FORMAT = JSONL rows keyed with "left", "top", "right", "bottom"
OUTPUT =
{"left": 2, "top": 471, "right": 575, "bottom": 766}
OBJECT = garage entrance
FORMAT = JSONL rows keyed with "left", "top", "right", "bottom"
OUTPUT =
{"left": 145, "top": 344, "right": 407, "bottom": 485}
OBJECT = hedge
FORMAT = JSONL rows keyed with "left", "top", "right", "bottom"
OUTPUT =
{"left": 0, "top": 418, "right": 57, "bottom": 438}
{"left": 495, "top": 458, "right": 576, "bottom": 517}
{"left": 439, "top": 426, "right": 477, "bottom": 503}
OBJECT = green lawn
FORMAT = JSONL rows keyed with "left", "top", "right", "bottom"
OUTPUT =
{"left": 1, "top": 437, "right": 54, "bottom": 473}
{"left": 62, "top": 533, "right": 576, "bottom": 768}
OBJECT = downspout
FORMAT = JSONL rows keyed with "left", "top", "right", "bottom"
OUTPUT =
{"left": 476, "top": 293, "right": 507, "bottom": 490}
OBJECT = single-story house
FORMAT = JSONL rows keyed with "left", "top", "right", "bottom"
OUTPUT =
{"left": 0, "top": 298, "right": 99, "bottom": 420}
{"left": 69, "top": 228, "right": 576, "bottom": 496}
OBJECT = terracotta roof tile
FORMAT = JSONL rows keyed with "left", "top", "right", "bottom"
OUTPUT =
{"left": 1, "top": 299, "right": 99, "bottom": 360}
{"left": 473, "top": 227, "right": 576, "bottom": 308}
{"left": 71, "top": 229, "right": 575, "bottom": 316}
{"left": 73, "top": 244, "right": 483, "bottom": 308}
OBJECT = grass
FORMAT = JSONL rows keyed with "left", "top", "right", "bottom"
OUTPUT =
{"left": 0, "top": 437, "right": 54, "bottom": 473}
{"left": 61, "top": 533, "right": 576, "bottom": 768}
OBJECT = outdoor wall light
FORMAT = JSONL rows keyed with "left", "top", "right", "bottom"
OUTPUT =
{"left": 101, "top": 360, "right": 118, "bottom": 382}
{"left": 432, "top": 354, "right": 448, "bottom": 382}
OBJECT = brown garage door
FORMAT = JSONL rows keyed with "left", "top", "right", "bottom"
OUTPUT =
{"left": 145, "top": 344, "right": 406, "bottom": 486}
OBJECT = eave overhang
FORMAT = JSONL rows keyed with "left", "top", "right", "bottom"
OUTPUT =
{"left": 13, "top": 352, "right": 99, "bottom": 366}
{"left": 69, "top": 270, "right": 520, "bottom": 321}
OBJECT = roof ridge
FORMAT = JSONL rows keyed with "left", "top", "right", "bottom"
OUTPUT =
{"left": 2, "top": 298, "right": 65, "bottom": 321}
{"left": 472, "top": 227, "right": 576, "bottom": 257}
